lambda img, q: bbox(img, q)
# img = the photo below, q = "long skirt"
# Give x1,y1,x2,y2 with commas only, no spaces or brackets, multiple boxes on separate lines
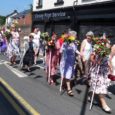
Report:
23,49,34,66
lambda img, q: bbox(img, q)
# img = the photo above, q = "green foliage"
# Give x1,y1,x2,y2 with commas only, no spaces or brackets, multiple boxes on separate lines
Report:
4,31,12,41
0,16,6,26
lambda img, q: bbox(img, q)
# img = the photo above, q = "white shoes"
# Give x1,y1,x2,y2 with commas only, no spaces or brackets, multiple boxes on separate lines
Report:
102,105,111,113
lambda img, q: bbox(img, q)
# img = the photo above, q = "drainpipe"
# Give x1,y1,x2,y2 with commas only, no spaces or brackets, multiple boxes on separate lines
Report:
72,0,78,29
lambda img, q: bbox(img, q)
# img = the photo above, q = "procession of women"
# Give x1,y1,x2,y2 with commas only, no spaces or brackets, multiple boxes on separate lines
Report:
0,24,115,114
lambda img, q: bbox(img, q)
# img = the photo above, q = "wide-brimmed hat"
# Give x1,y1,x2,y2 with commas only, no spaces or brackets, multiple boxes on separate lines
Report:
23,36,29,40
86,31,94,37
29,33,35,38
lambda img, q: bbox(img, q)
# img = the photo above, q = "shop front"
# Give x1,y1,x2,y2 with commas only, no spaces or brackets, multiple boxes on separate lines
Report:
32,1,115,43
32,7,74,36
75,1,115,43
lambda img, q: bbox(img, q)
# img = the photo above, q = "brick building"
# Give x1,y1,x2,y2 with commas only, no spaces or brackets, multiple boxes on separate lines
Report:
13,9,32,39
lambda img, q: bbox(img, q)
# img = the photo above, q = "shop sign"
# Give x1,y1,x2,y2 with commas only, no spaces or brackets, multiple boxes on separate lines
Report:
33,11,70,21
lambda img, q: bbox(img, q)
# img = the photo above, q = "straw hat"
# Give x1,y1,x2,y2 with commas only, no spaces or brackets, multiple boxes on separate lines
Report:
23,36,29,41
29,33,35,38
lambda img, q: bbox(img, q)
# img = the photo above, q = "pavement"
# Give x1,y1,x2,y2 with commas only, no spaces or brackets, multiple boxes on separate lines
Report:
0,54,115,115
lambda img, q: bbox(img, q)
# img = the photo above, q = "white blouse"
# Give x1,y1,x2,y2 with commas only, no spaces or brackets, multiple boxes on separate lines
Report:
111,55,115,75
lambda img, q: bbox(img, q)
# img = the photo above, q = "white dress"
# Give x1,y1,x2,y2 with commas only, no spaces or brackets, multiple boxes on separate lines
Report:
111,55,115,76
33,32,40,49
82,39,92,61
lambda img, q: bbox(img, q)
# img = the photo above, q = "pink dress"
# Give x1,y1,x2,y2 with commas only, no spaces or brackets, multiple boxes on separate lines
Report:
46,41,60,76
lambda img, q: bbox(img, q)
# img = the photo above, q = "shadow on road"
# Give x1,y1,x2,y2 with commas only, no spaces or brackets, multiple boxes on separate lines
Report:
34,75,43,79
108,84,115,95
79,86,89,115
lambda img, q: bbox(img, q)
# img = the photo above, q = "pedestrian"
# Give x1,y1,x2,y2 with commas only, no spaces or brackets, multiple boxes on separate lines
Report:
46,32,59,85
7,25,20,65
80,31,94,77
57,32,68,64
89,37,111,113
108,44,115,81
60,31,81,96
22,33,35,71
0,34,7,54
11,24,20,48
33,28,41,65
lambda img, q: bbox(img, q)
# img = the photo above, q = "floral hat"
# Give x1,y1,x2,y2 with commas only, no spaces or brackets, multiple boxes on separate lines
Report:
68,36,76,41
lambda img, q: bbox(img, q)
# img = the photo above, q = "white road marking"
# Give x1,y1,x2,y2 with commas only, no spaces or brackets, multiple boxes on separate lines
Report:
4,63,28,78
0,59,7,65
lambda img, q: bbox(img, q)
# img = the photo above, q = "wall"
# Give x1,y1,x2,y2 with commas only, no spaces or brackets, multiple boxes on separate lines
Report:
33,0,112,12
18,13,32,27
17,13,32,47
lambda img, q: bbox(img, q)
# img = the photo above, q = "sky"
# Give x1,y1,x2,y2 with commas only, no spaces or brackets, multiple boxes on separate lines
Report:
0,0,33,16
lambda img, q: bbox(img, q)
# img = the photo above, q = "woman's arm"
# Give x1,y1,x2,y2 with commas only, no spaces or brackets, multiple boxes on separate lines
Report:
80,39,86,54
90,53,96,64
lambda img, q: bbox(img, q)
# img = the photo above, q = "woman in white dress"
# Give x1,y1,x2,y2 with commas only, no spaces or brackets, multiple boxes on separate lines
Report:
7,26,20,65
108,44,115,80
80,31,93,77
33,28,40,64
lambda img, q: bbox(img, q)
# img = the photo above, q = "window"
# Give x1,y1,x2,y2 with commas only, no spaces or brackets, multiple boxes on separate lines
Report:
54,0,64,6
36,0,42,8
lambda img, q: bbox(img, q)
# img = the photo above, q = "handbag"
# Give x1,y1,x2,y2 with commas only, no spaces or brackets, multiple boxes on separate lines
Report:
108,74,115,81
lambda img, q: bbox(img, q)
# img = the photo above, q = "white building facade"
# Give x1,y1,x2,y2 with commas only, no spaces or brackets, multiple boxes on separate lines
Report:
5,10,18,27
33,0,112,11
32,0,115,43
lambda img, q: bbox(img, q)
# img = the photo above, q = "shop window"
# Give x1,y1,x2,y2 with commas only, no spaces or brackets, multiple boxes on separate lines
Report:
36,0,42,8
54,0,64,6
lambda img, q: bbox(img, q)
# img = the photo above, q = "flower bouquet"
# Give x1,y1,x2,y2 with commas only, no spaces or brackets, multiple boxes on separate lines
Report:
40,32,49,41
93,38,111,57
3,30,12,42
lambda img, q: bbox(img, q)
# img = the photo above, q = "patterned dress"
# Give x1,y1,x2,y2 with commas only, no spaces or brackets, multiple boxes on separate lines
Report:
7,39,20,59
60,42,77,80
89,56,110,94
